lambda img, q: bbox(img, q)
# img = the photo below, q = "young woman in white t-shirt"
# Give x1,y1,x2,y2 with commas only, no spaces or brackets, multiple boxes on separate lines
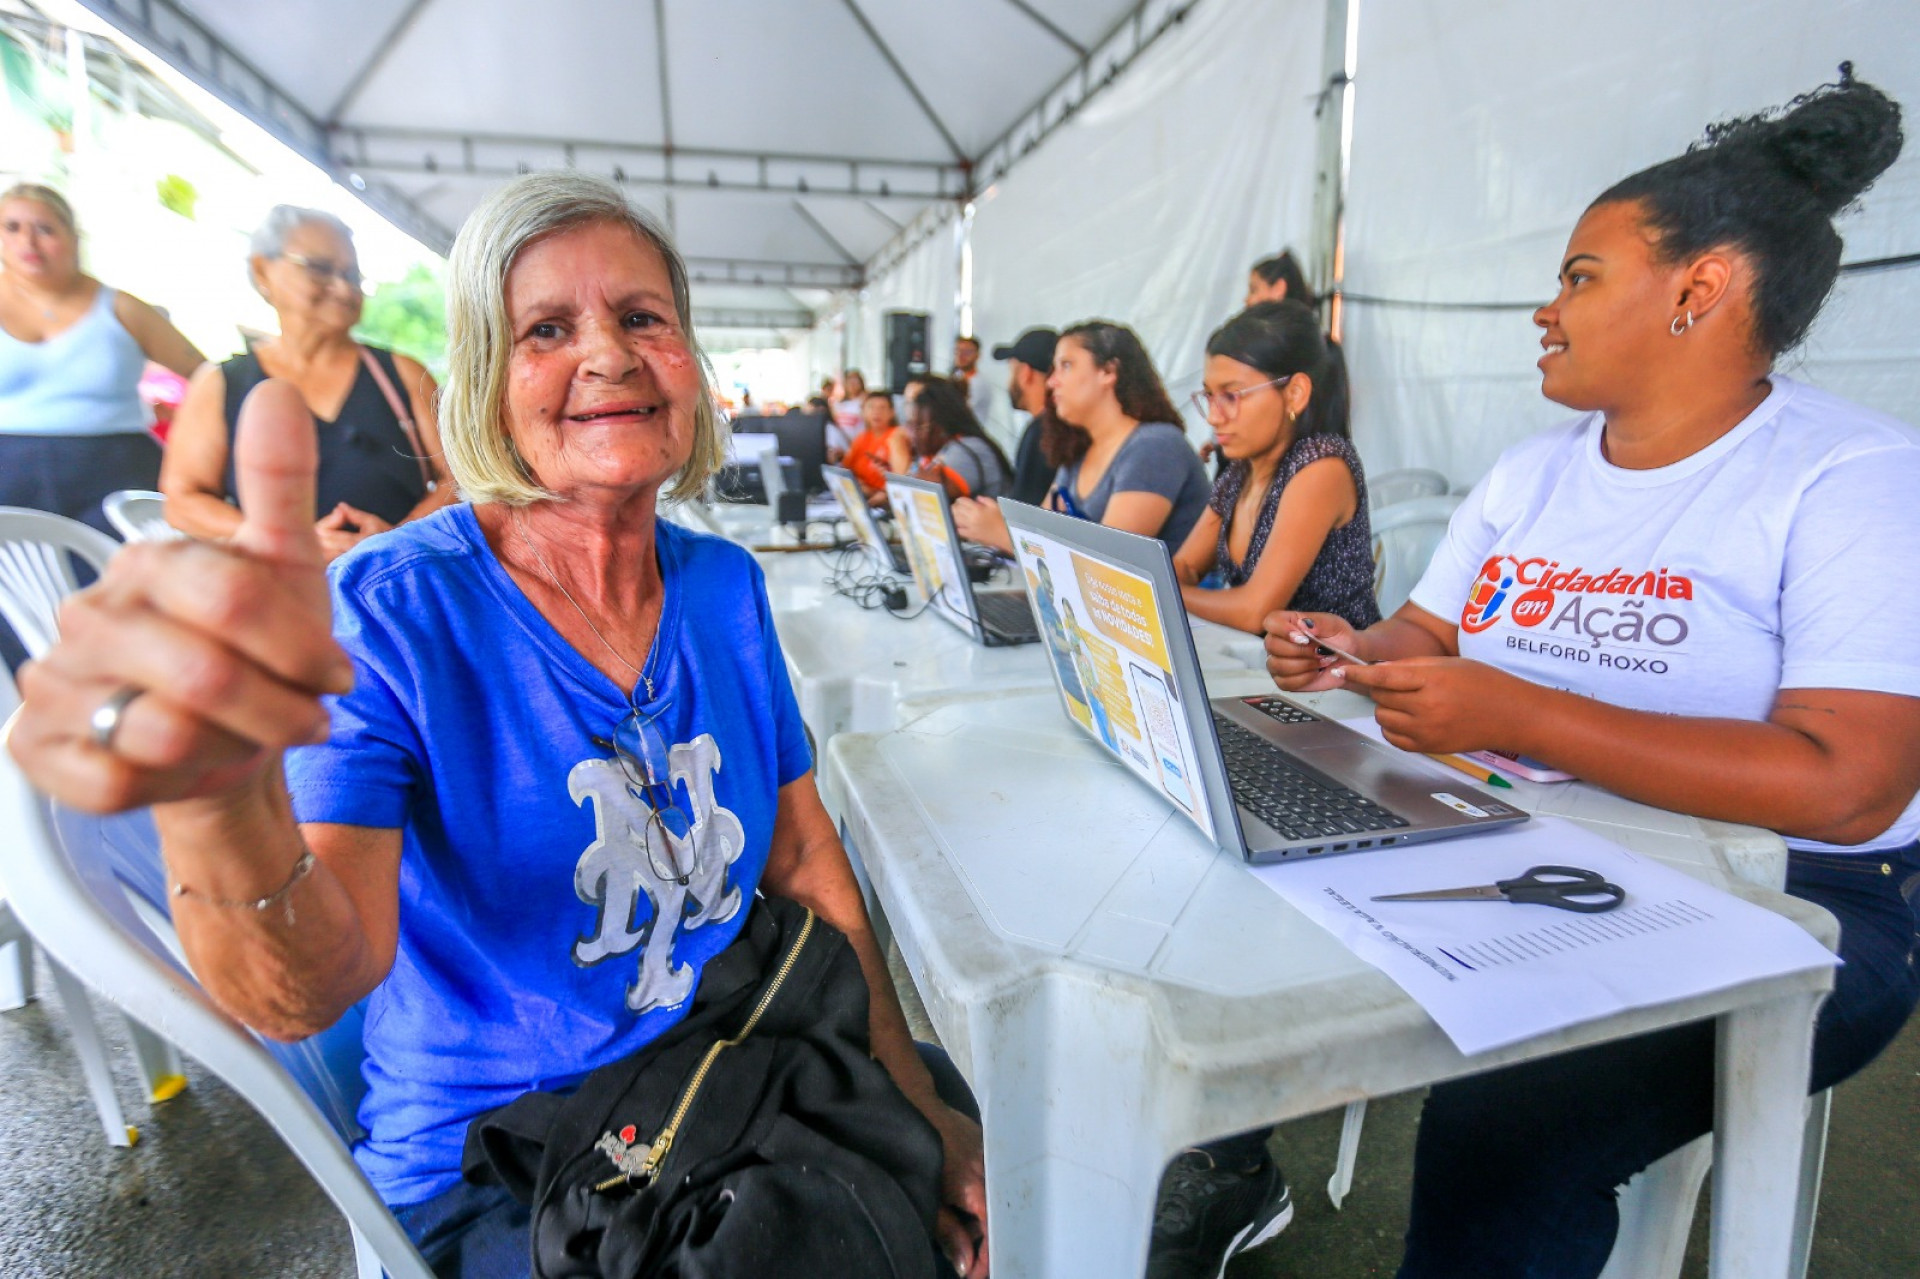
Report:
1266,67,1918,1278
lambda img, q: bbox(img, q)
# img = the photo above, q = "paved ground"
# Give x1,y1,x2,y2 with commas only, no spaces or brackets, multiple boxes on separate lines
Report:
0,944,1912,1277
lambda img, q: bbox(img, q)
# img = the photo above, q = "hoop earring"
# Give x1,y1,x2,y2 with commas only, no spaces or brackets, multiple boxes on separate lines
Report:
1669,310,1694,337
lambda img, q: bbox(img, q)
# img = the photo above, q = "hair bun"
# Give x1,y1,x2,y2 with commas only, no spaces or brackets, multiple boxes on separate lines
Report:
1706,63,1904,216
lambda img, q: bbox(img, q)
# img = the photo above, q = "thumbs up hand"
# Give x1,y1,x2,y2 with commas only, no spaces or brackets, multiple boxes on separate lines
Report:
7,380,355,812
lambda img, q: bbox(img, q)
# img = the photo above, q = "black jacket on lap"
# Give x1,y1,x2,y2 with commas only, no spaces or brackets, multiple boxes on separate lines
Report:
461,894,945,1279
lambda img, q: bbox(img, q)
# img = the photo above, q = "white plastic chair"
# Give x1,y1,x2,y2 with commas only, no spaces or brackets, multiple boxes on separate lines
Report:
1370,494,1465,617
1367,467,1450,511
0,754,433,1278
0,506,123,658
0,507,187,1147
1596,1091,1830,1279
1323,1089,1828,1277
102,489,187,543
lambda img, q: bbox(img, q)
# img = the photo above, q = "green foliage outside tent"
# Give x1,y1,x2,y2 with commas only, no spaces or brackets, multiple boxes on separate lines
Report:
156,174,197,219
355,261,448,377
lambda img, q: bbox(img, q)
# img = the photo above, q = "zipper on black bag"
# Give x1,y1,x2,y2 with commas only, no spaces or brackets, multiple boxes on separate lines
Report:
592,908,817,1194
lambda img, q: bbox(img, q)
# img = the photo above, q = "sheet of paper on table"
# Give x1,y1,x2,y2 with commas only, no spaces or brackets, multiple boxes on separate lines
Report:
1250,812,1838,1056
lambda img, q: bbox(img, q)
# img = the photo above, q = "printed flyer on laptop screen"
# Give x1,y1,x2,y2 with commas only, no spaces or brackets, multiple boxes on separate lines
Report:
893,483,972,626
827,469,884,559
1011,530,1216,842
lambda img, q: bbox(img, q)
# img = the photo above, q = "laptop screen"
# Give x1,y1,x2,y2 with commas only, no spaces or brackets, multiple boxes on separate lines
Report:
823,466,891,568
1004,505,1221,843
885,476,979,639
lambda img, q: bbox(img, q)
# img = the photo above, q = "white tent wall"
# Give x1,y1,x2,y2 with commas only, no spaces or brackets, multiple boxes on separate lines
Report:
810,216,964,406
968,0,1324,442
784,324,834,404
1343,0,1920,488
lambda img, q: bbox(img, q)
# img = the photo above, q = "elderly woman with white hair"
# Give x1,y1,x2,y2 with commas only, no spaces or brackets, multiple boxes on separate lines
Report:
162,204,454,559
9,173,989,1277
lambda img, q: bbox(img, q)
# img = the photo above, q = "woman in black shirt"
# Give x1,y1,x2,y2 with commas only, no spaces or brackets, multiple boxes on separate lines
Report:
163,206,451,559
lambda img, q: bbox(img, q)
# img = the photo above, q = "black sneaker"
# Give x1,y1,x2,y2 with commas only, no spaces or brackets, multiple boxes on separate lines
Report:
1146,1148,1294,1279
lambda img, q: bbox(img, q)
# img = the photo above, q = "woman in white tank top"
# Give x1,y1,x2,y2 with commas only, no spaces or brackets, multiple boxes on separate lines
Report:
0,183,204,531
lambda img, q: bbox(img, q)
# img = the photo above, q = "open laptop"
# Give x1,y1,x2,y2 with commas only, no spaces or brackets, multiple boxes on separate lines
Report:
884,474,1039,647
1001,500,1526,863
822,465,910,574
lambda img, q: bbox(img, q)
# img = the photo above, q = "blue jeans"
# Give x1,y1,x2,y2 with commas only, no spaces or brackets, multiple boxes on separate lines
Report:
1396,842,1920,1279
396,1042,978,1279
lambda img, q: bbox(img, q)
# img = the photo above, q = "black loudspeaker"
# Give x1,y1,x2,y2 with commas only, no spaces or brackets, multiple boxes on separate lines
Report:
884,311,930,393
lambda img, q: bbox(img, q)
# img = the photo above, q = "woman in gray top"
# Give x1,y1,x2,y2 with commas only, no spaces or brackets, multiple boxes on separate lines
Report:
954,320,1208,550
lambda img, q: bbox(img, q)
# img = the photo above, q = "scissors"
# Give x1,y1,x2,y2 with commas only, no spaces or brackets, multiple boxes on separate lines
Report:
1371,865,1626,914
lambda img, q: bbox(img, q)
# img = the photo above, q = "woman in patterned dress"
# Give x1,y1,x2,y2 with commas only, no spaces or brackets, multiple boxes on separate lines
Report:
1173,300,1380,635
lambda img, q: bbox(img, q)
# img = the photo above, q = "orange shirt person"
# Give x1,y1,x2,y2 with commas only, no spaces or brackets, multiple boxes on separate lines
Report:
843,389,903,493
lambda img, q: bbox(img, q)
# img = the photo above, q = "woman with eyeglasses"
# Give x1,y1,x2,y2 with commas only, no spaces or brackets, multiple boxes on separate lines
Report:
0,182,206,532
162,205,453,560
1171,301,1379,636
1138,302,1379,1276
9,173,988,1278
952,319,1209,551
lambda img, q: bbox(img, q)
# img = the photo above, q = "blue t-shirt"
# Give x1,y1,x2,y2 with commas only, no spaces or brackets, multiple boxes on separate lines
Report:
285,504,812,1204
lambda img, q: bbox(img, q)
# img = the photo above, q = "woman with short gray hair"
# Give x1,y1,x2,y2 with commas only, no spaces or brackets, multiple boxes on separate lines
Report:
162,203,454,558
8,171,987,1278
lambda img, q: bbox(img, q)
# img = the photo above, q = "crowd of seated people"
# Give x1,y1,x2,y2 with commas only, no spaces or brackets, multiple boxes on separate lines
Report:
3,62,1916,1279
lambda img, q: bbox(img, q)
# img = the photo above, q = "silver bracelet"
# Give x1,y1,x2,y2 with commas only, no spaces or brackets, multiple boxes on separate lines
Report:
170,851,316,926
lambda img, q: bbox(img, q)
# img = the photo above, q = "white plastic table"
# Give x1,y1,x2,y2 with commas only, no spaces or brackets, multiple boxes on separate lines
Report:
823,677,1836,1279
681,499,1274,741
771,599,1265,745
677,498,841,550
749,545,844,613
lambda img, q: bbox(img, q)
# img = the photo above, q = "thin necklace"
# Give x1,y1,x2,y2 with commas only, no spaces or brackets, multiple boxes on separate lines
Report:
514,510,656,704
517,510,693,886
1,275,57,320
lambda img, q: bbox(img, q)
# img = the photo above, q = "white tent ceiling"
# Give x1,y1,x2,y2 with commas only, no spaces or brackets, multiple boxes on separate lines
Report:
74,0,1159,329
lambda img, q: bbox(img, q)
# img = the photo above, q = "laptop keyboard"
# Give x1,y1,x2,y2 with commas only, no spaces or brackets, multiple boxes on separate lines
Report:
976,590,1036,637
1239,695,1320,725
1212,714,1411,842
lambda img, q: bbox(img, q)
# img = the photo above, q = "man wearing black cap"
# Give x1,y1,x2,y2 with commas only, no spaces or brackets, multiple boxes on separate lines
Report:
992,327,1058,507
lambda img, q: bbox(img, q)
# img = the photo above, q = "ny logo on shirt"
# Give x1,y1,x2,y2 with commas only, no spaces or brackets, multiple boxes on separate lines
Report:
568,733,746,1013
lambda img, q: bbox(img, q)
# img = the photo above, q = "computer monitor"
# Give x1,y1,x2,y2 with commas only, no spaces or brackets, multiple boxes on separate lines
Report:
765,412,830,494
728,414,828,495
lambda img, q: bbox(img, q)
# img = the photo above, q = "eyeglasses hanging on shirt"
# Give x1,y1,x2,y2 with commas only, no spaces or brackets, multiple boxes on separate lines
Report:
592,706,698,886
